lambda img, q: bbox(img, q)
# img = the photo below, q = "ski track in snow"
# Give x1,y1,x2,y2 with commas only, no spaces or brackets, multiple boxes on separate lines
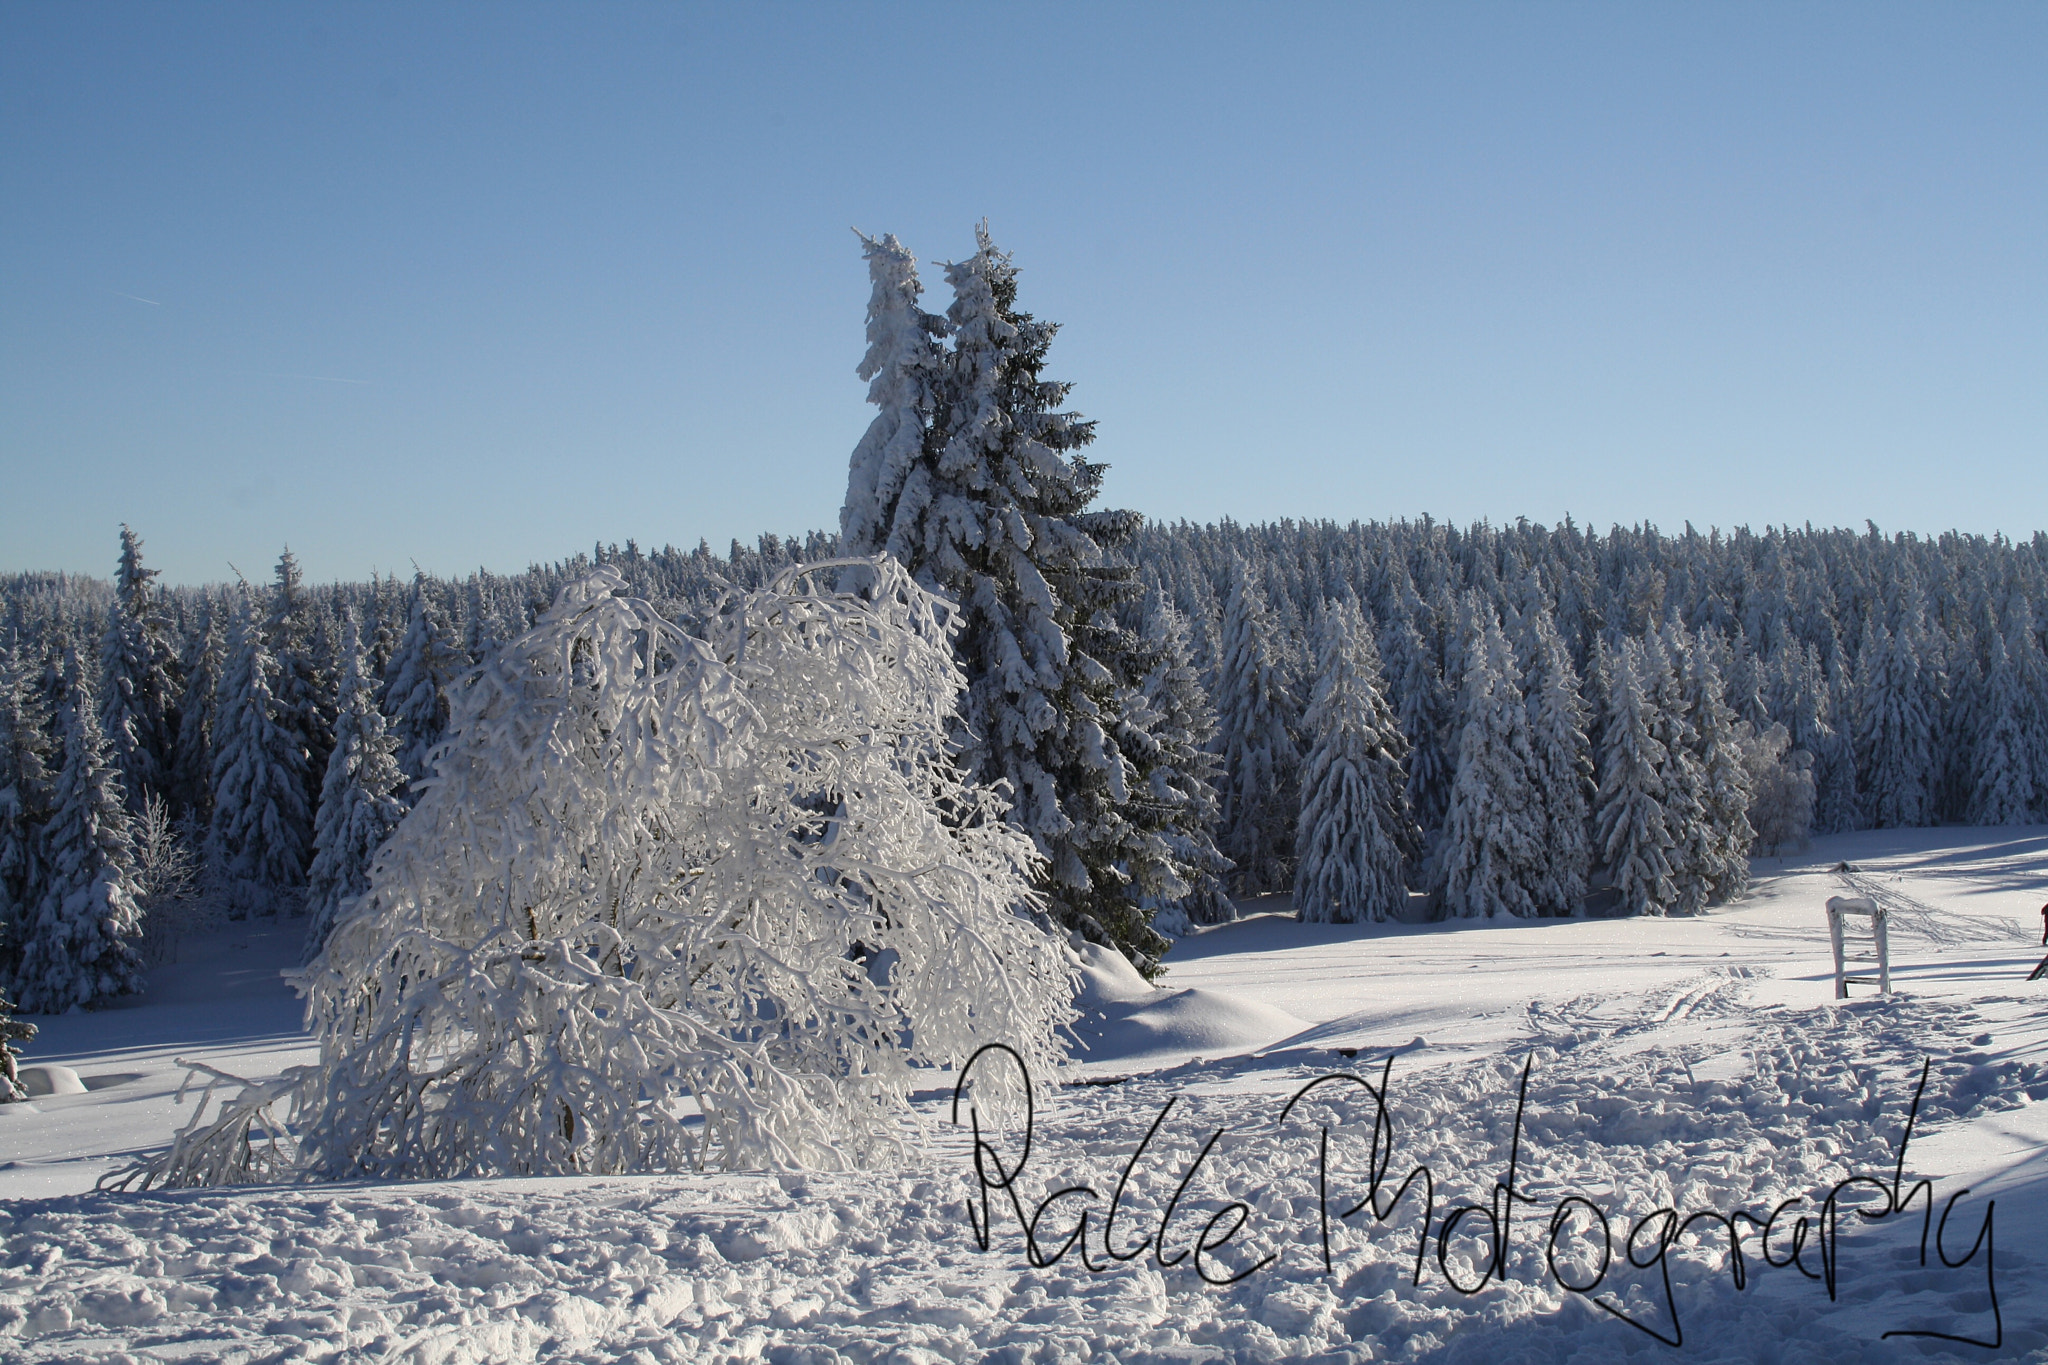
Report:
4,828,2048,1363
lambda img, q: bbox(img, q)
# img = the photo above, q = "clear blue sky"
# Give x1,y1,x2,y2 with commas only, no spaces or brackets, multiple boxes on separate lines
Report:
4,3,2043,586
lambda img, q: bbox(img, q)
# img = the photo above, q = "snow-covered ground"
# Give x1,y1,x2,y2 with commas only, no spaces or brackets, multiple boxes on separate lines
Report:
4,826,2047,1363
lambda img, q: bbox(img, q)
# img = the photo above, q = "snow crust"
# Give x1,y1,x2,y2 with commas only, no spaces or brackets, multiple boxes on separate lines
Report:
4,827,2047,1363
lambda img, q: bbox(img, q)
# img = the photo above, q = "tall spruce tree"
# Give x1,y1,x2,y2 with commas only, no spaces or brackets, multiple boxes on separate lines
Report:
2005,597,2048,819
208,596,313,906
1381,612,1455,841
1522,610,1593,915
1214,558,1300,894
1293,599,1419,922
98,526,182,813
1435,608,1547,918
1970,630,2036,824
266,548,333,821
172,603,224,820
835,225,1170,970
840,231,946,561
1645,628,1713,914
382,578,453,793
1594,640,1680,916
1136,598,1236,926
0,639,57,989
1853,618,1934,829
1680,634,1756,903
13,654,145,1012
303,613,408,963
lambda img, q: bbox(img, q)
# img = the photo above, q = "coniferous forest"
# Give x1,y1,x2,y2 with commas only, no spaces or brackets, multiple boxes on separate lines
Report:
2,228,2045,1026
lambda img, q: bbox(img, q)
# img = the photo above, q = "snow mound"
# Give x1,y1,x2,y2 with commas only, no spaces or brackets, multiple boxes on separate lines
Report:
1067,942,1309,1063
1069,938,1158,1008
1075,986,1310,1062
14,1066,85,1097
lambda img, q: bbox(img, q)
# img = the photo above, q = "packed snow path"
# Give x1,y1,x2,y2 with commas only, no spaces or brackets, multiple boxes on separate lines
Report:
3,827,2046,1362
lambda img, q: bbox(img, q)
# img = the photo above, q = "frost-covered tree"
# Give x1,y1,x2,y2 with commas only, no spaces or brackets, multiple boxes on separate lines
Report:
266,548,333,818
1644,629,1712,914
1853,617,1936,829
1680,635,1756,903
98,526,181,813
0,981,32,1100
1214,559,1300,893
2004,597,2048,819
839,231,946,560
382,577,454,792
136,562,1071,1186
1435,609,1547,918
302,613,408,964
171,603,224,820
1381,612,1454,840
1293,599,1418,922
1970,630,2036,825
1767,640,1856,836
1522,611,1593,915
460,579,504,667
0,640,57,988
208,597,312,906
1594,640,1679,917
1134,598,1236,927
12,657,145,1012
1743,723,1815,856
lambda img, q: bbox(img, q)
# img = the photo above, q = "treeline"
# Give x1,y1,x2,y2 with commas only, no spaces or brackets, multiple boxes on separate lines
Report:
2,511,2042,1013
1128,516,2048,919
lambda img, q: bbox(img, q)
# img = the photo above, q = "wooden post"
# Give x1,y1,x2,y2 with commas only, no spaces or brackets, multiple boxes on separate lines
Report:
1828,902,1849,999
1824,895,1890,998
1874,910,1891,994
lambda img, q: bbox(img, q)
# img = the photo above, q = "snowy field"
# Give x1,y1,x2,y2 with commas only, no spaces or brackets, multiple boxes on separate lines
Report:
4,826,2047,1363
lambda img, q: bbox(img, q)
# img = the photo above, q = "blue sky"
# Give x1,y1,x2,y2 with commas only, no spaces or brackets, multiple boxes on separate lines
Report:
3,3,2043,586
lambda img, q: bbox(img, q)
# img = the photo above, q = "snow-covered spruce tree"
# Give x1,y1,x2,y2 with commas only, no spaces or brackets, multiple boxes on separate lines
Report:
1214,558,1301,894
1817,662,1862,834
382,576,454,794
1644,628,1713,915
12,655,145,1012
1680,635,1756,903
839,231,947,562
460,578,504,667
301,612,408,964
1522,610,1593,916
98,526,182,813
1970,629,2036,825
0,979,32,1100
1293,599,1419,922
836,225,1170,972
0,639,57,988
1434,608,1547,918
1593,640,1680,917
1382,612,1455,843
2003,597,2048,820
1743,723,1815,856
171,601,224,820
265,548,334,820
1133,597,1235,928
1853,618,1935,830
207,595,312,909
136,561,1068,1185
1766,640,1856,836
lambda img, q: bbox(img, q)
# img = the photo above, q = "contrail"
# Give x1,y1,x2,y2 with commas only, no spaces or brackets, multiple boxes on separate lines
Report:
104,289,162,306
